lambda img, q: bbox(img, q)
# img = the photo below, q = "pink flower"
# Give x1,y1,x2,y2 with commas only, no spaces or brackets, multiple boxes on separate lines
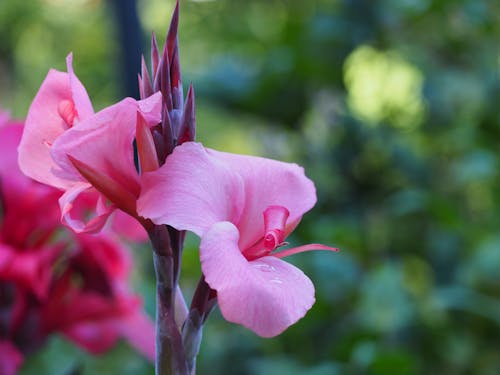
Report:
138,142,337,337
1,114,155,370
17,54,162,233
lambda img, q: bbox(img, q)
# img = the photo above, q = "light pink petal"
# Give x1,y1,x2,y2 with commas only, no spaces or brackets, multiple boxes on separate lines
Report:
0,341,23,375
51,93,162,196
207,149,317,250
200,221,315,337
18,69,76,189
138,142,244,236
59,183,115,233
17,56,94,191
66,53,94,121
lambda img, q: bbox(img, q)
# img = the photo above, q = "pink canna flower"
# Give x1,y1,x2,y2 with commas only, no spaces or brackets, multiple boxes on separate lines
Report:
1,113,155,371
138,142,337,337
17,54,162,233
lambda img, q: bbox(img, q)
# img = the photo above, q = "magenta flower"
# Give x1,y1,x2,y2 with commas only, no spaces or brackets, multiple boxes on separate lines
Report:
138,142,337,337
17,54,162,233
0,341,23,375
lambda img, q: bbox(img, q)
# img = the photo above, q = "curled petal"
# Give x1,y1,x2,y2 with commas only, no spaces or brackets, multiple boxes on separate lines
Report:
138,142,244,236
59,183,115,233
200,221,315,337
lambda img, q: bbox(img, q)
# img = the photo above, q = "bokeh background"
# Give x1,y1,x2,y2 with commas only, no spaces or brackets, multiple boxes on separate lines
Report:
1,0,500,374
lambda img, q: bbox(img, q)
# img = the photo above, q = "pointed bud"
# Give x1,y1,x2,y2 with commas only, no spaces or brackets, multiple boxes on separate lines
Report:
68,155,137,216
136,112,160,173
152,55,162,93
177,83,196,145
138,74,145,99
140,55,153,99
151,32,160,78
162,105,174,157
167,0,180,62
166,0,182,109
160,46,173,111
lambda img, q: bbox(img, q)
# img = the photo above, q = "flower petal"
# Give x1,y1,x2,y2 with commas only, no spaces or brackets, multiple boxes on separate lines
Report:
111,211,148,242
18,55,93,190
66,53,94,121
200,221,315,337
59,183,115,233
51,93,162,196
138,142,244,236
206,149,317,250
18,69,76,189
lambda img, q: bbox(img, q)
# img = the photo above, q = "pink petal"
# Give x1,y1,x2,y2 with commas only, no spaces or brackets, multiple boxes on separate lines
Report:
207,149,317,250
111,211,148,242
200,221,315,337
66,53,94,121
18,56,93,189
59,183,115,233
51,93,162,196
138,142,244,236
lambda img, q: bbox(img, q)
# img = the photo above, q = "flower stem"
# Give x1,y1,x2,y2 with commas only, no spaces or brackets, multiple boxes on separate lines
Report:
148,225,189,375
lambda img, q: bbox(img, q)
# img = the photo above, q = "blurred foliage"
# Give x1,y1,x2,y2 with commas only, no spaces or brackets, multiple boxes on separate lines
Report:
1,0,500,374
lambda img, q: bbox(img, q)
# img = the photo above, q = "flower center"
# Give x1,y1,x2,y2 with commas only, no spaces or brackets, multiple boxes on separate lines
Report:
263,205,289,251
58,100,78,128
243,205,290,260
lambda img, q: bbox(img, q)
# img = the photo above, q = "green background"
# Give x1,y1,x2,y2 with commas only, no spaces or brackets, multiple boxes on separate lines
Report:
1,0,500,374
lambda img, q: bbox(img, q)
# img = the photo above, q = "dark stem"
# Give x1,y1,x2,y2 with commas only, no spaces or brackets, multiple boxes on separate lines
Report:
148,225,189,375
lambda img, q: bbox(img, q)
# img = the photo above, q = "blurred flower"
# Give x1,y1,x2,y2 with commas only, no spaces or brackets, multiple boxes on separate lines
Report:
138,142,337,337
17,54,162,233
0,112,154,373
